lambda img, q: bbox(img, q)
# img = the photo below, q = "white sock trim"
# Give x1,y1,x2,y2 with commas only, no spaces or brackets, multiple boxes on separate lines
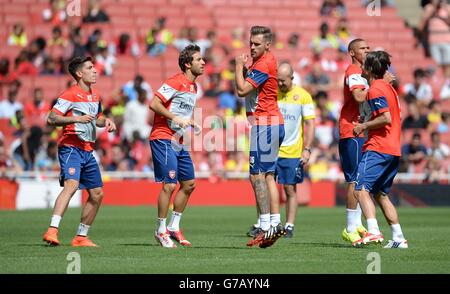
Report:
50,215,62,228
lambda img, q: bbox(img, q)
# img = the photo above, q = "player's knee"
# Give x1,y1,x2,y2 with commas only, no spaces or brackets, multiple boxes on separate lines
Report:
183,182,195,195
163,183,177,194
63,180,79,195
90,189,104,203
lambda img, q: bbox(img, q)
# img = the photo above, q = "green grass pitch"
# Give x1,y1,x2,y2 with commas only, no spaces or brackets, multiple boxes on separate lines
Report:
1,206,450,274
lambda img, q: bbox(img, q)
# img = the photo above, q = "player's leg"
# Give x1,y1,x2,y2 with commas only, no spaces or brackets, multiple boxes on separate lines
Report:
150,139,177,248
339,138,366,242
257,125,287,248
71,150,104,247
284,184,297,238
353,151,386,246
43,147,81,246
375,156,407,248
167,146,195,246
247,125,271,245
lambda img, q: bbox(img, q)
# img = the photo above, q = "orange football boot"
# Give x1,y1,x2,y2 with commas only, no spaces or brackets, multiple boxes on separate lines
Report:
43,227,60,246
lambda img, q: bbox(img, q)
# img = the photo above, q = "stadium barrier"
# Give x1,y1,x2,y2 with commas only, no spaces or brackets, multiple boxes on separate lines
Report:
1,172,449,210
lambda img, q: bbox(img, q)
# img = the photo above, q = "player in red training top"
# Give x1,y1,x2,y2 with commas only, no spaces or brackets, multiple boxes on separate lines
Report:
149,44,203,248
235,26,286,248
352,51,408,249
42,56,116,247
339,38,370,244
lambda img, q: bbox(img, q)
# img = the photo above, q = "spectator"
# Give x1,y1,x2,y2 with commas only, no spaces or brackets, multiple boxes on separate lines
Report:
123,88,151,142
427,100,442,124
42,0,67,25
425,131,449,182
320,0,347,18
335,18,353,51
440,78,450,100
112,33,140,56
218,82,238,112
95,46,116,76
83,0,110,23
437,112,449,133
402,102,430,129
122,74,153,101
7,23,28,47
41,57,58,75
0,81,23,119
14,50,38,76
146,17,174,56
310,22,339,52
48,26,67,48
23,88,51,126
204,73,223,97
28,38,48,71
35,140,59,171
12,125,43,171
106,144,133,171
85,29,107,56
400,132,428,172
0,141,12,177
304,63,331,96
0,58,18,87
287,33,300,49
418,0,450,80
66,26,87,60
403,68,433,106
231,27,245,49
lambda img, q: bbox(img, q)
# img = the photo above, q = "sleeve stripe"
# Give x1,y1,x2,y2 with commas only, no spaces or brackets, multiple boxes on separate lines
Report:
247,69,269,87
155,91,168,102
368,96,388,114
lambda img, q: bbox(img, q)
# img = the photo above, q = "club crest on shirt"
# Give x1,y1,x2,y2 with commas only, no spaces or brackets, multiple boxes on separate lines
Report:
169,170,176,179
190,85,195,92
68,167,76,175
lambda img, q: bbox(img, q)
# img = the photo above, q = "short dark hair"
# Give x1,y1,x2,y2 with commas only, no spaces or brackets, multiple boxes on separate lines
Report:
363,51,391,79
413,68,426,78
250,26,272,42
348,38,365,52
178,44,201,72
68,56,93,81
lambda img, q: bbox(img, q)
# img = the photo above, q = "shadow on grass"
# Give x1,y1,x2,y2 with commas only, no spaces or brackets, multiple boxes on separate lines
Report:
292,242,370,249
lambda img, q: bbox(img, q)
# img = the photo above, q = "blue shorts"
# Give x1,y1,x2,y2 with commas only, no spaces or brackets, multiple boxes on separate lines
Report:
150,139,195,183
339,137,365,183
249,125,285,174
58,146,103,190
276,157,304,185
355,151,400,195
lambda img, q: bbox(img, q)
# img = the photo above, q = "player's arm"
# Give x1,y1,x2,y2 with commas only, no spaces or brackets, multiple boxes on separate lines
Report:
235,53,255,97
47,110,94,126
353,111,391,136
301,118,315,165
149,94,191,128
96,116,116,132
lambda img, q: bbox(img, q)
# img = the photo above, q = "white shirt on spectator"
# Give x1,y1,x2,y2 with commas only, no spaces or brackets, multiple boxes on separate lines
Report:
0,100,23,119
403,83,433,103
123,100,150,142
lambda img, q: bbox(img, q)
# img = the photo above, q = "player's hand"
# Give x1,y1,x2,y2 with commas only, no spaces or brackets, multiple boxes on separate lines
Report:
353,122,366,136
383,71,396,84
235,53,248,67
173,116,190,128
105,118,116,133
77,114,95,123
300,150,311,166
190,120,202,135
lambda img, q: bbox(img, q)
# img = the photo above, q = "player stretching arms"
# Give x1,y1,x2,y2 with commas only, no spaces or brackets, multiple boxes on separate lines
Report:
235,26,286,248
149,45,203,248
43,56,116,247
352,51,408,248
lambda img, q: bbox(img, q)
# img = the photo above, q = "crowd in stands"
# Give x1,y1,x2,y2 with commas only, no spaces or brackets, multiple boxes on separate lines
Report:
0,0,449,183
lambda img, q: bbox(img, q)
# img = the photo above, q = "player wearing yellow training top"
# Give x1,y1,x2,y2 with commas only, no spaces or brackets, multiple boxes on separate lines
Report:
247,62,315,239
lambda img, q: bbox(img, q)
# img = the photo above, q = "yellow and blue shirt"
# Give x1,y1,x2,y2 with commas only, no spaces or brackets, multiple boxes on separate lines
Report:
278,86,315,158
